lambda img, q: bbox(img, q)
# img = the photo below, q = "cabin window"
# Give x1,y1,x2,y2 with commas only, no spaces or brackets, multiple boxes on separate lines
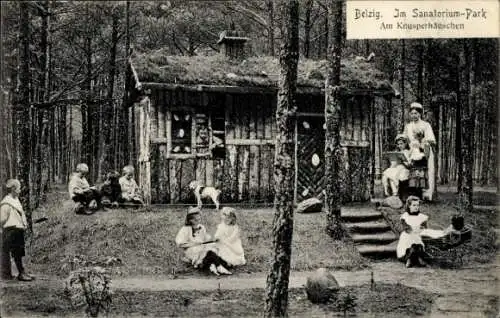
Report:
168,109,225,159
210,107,226,159
170,111,192,154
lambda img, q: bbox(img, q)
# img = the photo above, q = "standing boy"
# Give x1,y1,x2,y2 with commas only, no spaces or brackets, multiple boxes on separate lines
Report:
1,179,34,281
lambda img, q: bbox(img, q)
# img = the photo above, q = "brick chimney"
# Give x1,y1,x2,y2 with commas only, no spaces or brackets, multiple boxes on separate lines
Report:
217,30,249,60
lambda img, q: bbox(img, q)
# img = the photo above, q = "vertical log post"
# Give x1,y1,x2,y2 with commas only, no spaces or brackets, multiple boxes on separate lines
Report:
138,95,151,205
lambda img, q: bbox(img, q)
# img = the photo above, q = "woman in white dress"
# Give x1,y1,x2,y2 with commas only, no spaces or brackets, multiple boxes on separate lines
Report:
397,196,429,268
403,102,437,200
175,207,232,275
214,207,246,267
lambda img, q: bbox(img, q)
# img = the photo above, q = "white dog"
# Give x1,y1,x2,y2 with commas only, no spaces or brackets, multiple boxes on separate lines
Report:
188,181,221,210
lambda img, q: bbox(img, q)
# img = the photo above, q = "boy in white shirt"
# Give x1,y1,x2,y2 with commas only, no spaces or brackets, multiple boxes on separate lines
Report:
1,179,34,281
68,163,102,214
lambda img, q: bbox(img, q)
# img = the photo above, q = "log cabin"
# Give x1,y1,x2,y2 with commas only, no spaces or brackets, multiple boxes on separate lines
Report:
126,31,396,205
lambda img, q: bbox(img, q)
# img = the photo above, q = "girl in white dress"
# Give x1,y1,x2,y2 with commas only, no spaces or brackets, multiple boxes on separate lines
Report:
397,196,429,268
175,207,232,275
382,134,411,197
214,207,246,267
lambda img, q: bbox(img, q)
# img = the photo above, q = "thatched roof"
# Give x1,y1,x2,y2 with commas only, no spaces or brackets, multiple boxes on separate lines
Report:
129,49,394,94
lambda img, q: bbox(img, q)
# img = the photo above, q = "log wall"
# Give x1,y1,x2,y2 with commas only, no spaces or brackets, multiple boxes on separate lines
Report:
141,88,377,204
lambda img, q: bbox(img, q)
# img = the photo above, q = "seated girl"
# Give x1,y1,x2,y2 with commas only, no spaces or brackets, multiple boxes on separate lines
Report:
214,207,246,267
175,207,232,275
68,163,102,214
382,134,411,197
118,165,143,206
396,196,429,268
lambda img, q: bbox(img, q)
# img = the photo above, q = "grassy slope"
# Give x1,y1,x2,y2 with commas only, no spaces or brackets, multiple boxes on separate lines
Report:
26,188,367,277
25,186,498,276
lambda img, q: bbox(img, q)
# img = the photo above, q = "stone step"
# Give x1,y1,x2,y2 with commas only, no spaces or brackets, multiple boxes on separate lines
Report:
351,231,397,244
357,242,398,257
341,209,383,222
345,221,391,234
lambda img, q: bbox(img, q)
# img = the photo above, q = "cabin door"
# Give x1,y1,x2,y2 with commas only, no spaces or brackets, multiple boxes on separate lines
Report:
295,116,325,203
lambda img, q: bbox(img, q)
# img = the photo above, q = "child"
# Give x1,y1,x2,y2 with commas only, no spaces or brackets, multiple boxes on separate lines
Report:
382,134,411,197
118,165,143,206
409,129,428,166
68,163,102,214
1,179,34,281
100,171,121,207
214,207,246,267
175,207,231,275
396,196,429,268
420,215,465,238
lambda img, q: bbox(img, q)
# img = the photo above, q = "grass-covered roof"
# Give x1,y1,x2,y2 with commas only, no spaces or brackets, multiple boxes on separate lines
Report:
130,49,393,92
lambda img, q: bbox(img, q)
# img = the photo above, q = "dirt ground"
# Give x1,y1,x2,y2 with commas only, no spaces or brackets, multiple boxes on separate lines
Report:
1,260,498,317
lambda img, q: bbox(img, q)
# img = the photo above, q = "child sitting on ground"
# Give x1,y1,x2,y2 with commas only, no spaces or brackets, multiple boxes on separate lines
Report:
1,179,34,281
100,171,121,208
68,163,102,214
175,207,232,275
214,207,246,267
118,165,143,206
397,196,429,268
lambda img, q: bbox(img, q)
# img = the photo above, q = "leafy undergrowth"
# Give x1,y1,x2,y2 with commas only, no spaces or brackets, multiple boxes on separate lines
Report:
1,283,435,317
25,187,367,278
382,189,498,266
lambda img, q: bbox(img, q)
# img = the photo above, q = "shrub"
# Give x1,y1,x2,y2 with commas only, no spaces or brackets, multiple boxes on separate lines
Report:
64,266,112,317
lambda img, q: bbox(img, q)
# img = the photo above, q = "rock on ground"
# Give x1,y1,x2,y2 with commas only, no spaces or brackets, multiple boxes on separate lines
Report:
305,268,340,304
296,198,323,213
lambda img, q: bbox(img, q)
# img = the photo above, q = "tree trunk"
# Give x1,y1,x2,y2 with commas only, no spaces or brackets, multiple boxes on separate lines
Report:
424,40,439,198
325,0,344,239
457,40,474,213
267,0,275,57
83,3,93,175
120,0,131,168
16,1,32,231
323,8,328,59
480,105,491,185
303,0,313,58
416,40,424,102
264,1,299,317
398,39,406,132
455,48,462,192
98,10,119,180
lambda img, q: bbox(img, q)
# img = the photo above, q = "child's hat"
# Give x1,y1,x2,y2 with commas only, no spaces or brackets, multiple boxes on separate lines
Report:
395,134,408,143
187,207,201,215
406,195,421,205
410,102,423,110
221,207,235,215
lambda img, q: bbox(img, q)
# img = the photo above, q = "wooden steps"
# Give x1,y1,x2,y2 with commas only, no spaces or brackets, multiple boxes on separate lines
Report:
341,208,397,258
341,209,383,222
351,231,397,244
345,221,391,233
357,241,398,256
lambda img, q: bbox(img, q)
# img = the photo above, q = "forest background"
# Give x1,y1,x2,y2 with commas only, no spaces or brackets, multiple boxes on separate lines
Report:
0,0,497,219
